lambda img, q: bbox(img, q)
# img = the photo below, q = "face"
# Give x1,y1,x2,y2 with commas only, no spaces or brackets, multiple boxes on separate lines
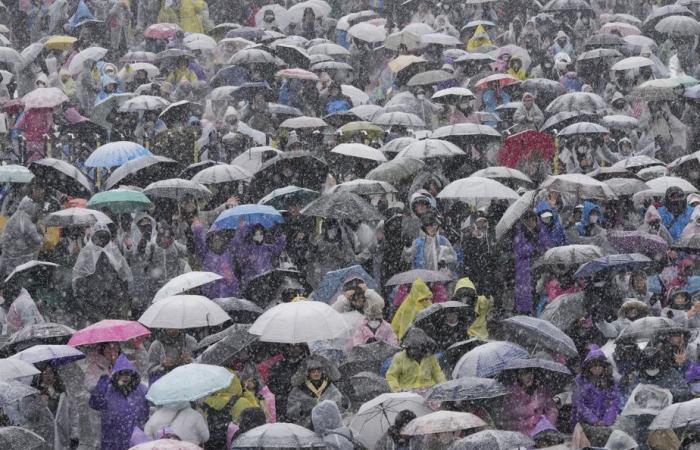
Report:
590,363,604,377
92,231,110,248
414,201,429,215
157,231,174,248
41,367,56,385
518,370,534,387
425,224,438,236
523,96,533,107
308,368,322,381
669,334,685,347
137,219,152,235
117,373,132,386
165,329,181,338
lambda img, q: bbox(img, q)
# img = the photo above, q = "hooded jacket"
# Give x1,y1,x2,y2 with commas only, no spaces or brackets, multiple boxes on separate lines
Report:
535,200,567,248
311,400,354,450
571,347,620,427
391,279,433,340
575,201,604,237
385,345,445,392
286,357,345,428
0,197,43,275
232,223,286,291
89,355,149,450
639,205,673,244
454,278,491,339
658,187,695,241
681,205,700,238
144,402,209,445
192,221,240,298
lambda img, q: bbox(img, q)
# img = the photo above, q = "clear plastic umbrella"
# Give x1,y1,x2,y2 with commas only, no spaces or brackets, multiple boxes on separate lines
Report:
0,427,45,450
374,111,426,128
655,15,700,36
44,208,111,228
22,87,69,109
396,139,464,159
403,411,486,436
437,177,519,204
452,341,529,378
118,95,170,112
348,22,386,43
426,377,509,402
327,179,397,196
232,423,324,448
191,164,253,184
67,46,108,75
138,295,230,329
0,358,40,380
143,178,212,201
540,174,616,200
153,272,224,301
501,315,578,357
330,143,387,162
146,363,234,405
649,398,700,429
646,176,698,193
450,430,534,450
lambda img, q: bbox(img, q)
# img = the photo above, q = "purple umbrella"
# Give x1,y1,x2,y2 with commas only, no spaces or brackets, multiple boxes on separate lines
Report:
608,231,668,260
11,345,85,367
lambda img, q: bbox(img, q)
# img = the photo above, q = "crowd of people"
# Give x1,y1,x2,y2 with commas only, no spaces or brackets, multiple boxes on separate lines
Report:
1,0,700,449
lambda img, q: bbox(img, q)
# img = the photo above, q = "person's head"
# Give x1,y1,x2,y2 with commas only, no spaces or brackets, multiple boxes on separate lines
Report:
390,410,417,441
421,213,440,236
621,299,649,320
156,223,175,248
165,328,181,338
509,57,522,71
665,186,687,215
517,368,535,387
284,343,308,361
308,366,323,381
39,365,59,387
136,216,152,235
28,182,45,204
92,229,111,247
97,342,121,364
251,224,265,245
118,213,132,232
629,270,647,292
303,7,315,22
263,9,276,24
238,408,267,435
670,290,692,310
522,92,534,108
412,198,431,216
522,210,538,231
539,210,554,227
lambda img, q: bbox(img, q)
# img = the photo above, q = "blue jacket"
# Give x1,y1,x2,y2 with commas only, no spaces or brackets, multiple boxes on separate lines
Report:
658,205,694,241
413,234,450,269
575,201,603,237
535,200,567,248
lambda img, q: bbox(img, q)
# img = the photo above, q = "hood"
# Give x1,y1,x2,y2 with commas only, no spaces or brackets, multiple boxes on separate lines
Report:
16,197,38,219
664,186,686,208
409,278,433,303
645,204,661,223
619,299,650,317
291,355,341,386
582,345,609,368
605,429,638,450
580,201,602,226
617,137,632,150
530,415,558,437
472,24,491,41
555,30,569,41
312,400,345,435
110,354,140,383
535,200,558,217
91,219,112,239
612,91,625,104
454,277,475,293
690,205,700,222
101,74,118,89
409,189,436,210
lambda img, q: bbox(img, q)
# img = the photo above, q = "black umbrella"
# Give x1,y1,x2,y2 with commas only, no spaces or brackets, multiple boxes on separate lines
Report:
450,430,534,450
616,317,674,343
444,338,488,366
324,111,363,128
301,191,382,221
211,297,264,324
249,151,328,198
501,315,578,357
29,158,92,197
426,376,509,402
179,160,219,180
338,341,400,378
540,111,599,132
520,78,567,109
348,371,390,403
414,301,472,335
198,324,259,365
103,155,181,190
584,33,626,49
495,358,572,392
244,268,311,308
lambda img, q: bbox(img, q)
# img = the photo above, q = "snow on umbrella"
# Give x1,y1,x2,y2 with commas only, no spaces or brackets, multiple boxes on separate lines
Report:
541,174,616,200
330,143,387,162
501,316,578,357
0,47,23,67
558,121,609,136
601,21,642,36
258,186,319,210
438,177,519,205
255,4,291,30
585,32,626,48
85,141,151,168
431,123,502,140
474,73,520,89
426,377,509,403
119,95,170,112
153,272,225,302
617,317,674,343
646,175,698,193
471,167,533,186
5,322,75,350
397,139,464,159
144,22,181,39
336,120,383,136
191,164,253,184
0,380,38,406
93,92,136,128
183,33,217,51
611,56,654,71
366,157,425,184
67,46,108,75
144,178,212,201
280,116,327,129
452,341,528,379
543,0,593,12
350,392,432,450
534,244,604,269
576,47,623,62
11,344,85,366
621,384,673,417
328,179,397,196
310,60,354,72
608,230,668,259
44,208,110,228
574,253,653,278
301,191,382,221
307,42,350,57
629,79,679,102
341,84,369,106
380,136,417,154
374,111,426,128
22,87,69,109
407,69,454,87
545,92,606,114
348,21,386,43
601,114,640,130
541,292,585,330
384,30,421,51
120,51,157,63
68,320,150,346
540,110,598,132
130,439,202,450
495,190,537,240
604,178,650,197
386,269,453,287
655,14,700,35
211,204,284,232
288,0,331,21
147,363,234,406
649,398,700,429
0,427,45,450
139,295,229,329
588,166,636,180
249,300,350,343
403,411,486,436
231,146,282,174
431,87,475,104
0,165,33,183
229,48,278,66
0,358,40,380
420,33,462,46
275,68,318,81
87,190,152,214
450,430,534,450
198,325,258,365
232,423,323,448
103,155,180,190
611,155,664,171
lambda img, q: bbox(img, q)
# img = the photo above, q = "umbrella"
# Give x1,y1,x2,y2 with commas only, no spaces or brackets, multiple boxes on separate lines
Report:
0,165,34,183
558,122,609,136
577,48,624,63
211,204,284,232
0,380,39,406
601,115,640,130
431,87,475,104
604,178,650,197
350,392,432,450
574,253,653,278
341,84,369,106
629,80,679,102
85,141,151,168
210,298,263,321
119,95,170,112
0,427,45,450
153,272,224,302
431,124,502,140
541,111,599,132
437,177,519,205
3,261,58,288
249,151,328,197
374,111,426,128
313,265,379,304
672,234,700,252
279,116,327,130
495,190,537,240
452,341,529,379
327,179,397,196
336,121,383,136
44,35,77,51
585,33,626,49
103,155,180,190
396,139,465,159
608,231,668,259
11,345,85,366
474,73,520,89
232,423,323,448
387,55,427,74
501,316,578,357
258,186,319,210
339,342,400,377
275,68,318,81
403,411,486,436
366,157,425,185
380,137,418,154
130,440,202,450
229,48,278,66
301,191,382,221
496,357,571,381
496,130,555,168
646,176,698,193
191,164,253,184
621,384,674,417
143,178,211,201
68,320,150,346
249,300,349,343
0,47,23,67
545,92,606,114
159,100,201,122
543,0,593,12
649,398,700,430
183,33,217,51
120,51,157,63
198,325,259,365
540,174,616,200
244,268,312,308
611,56,654,71
255,4,291,30
348,22,386,43
0,358,40,380
67,46,108,75
144,22,181,39
535,244,604,269
147,363,234,406
611,155,664,171
87,190,151,213
92,92,136,128
231,146,282,174
617,317,674,343
471,167,533,187
407,69,454,87
307,43,349,57
330,143,387,163
426,377,509,402
450,430,535,450
414,301,472,335
138,295,230,329
348,372,391,403
655,15,700,35
43,208,110,228
22,87,69,110
385,30,422,51
540,292,586,330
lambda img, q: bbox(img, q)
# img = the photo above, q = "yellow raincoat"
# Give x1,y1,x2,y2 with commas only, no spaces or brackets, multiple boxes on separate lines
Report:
157,5,179,24
391,278,433,340
231,390,260,421
454,277,492,339
203,369,242,416
467,25,493,52
506,57,527,80
385,350,446,392
179,0,206,33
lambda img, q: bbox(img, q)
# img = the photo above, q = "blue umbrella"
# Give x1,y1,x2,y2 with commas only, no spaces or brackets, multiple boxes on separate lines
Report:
211,204,284,232
452,341,528,379
146,363,234,405
85,141,151,168
313,265,379,304
574,253,653,278
11,344,85,366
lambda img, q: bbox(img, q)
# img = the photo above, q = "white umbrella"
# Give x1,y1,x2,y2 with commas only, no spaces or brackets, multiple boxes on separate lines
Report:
437,177,520,204
431,123,502,139
249,301,350,343
208,86,239,101
255,4,291,31
288,0,331,22
420,33,462,46
144,178,212,201
327,179,397,196
432,87,475,102
231,146,282,174
403,411,487,436
396,139,465,159
232,423,323,448
611,155,664,170
402,22,434,35
0,46,22,67
610,56,654,71
191,164,253,184
350,104,384,121
123,62,160,79
381,136,418,154
183,33,217,50
44,208,112,228
374,112,426,128
471,167,533,184
350,392,433,450
22,87,69,109
0,358,40,380
307,42,351,57
540,174,616,200
153,272,225,302
336,10,379,31
330,143,387,162
119,95,170,112
280,116,327,129
341,84,369,106
20,43,43,69
139,295,230,329
67,46,108,75
384,30,422,51
348,22,387,43
646,176,698,193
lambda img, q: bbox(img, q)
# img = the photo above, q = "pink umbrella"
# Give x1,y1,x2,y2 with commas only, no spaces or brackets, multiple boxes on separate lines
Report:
68,320,151,346
474,73,520,89
600,21,641,36
22,87,69,110
144,23,182,40
129,439,202,450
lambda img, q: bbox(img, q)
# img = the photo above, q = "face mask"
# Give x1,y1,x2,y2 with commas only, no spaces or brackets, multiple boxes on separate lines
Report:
589,214,599,224
417,93,425,99
368,319,381,328
645,368,660,376
459,103,471,110
253,232,264,243
541,216,552,224
593,281,606,288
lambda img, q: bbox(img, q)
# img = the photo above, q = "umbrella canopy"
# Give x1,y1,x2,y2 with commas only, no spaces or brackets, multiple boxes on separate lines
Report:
431,124,502,140
452,341,529,379
307,43,349,57
474,73,520,89
327,179,397,196
431,87,475,104
0,358,40,380
655,15,700,35
348,21,386,43
366,157,425,185
608,231,668,259
0,427,45,450
0,380,39,406
85,141,151,168
143,178,212,201
574,253,653,278
577,48,624,63
350,392,432,450
385,30,422,51
396,139,465,159
3,322,73,349
672,234,700,252
646,176,698,193
119,95,170,112
138,295,230,329
258,186,319,210
130,439,202,450
198,325,258,365
229,48,278,66
22,87,69,109
191,164,253,184
450,430,535,450
11,345,85,366
44,208,111,228
211,204,284,231
541,292,585,330
611,56,654,71
144,22,181,39
617,316,674,343
275,68,318,81
403,411,486,436
407,69,454,87
232,423,323,448
501,316,578,357
301,191,382,221
611,155,664,171
147,363,234,405
495,190,537,240
183,33,217,50
558,121,609,136
66,47,109,75
602,115,640,130
496,129,555,168
153,272,224,301
380,137,418,154
471,167,533,186
426,377,509,402
386,269,453,286
534,244,604,269
248,151,328,197
249,301,350,343
437,177,519,205
3,261,59,286
374,111,426,128
545,92,606,114
231,146,282,174
330,143,387,162
68,320,150,346
0,165,34,183
86,190,152,213
0,47,23,67
604,178,650,197
279,116,327,130
313,265,379,304
540,174,616,200
649,398,700,430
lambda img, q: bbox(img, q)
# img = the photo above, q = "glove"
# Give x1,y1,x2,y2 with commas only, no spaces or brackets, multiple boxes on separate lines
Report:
70,438,79,449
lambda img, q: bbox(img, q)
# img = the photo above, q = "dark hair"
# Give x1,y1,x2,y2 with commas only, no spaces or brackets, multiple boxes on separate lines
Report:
389,410,417,439
233,408,267,441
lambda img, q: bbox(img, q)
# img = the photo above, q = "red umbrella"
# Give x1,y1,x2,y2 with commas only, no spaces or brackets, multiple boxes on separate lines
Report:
496,130,555,168
1,98,23,114
474,73,520,89
144,22,182,40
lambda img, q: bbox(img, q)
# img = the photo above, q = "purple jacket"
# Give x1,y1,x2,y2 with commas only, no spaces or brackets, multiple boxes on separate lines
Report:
513,223,542,314
192,222,240,298
233,224,286,290
89,355,149,450
571,347,620,427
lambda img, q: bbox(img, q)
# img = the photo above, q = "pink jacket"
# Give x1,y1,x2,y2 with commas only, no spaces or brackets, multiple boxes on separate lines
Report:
502,383,558,436
350,318,400,349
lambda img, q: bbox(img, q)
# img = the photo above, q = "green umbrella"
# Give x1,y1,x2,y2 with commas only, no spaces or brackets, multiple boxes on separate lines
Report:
0,165,34,183
87,189,152,213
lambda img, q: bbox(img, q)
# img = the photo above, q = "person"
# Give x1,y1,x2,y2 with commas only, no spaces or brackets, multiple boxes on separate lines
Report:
32,364,79,450
228,407,266,445
232,222,286,291
202,371,244,450
512,92,544,132
385,327,446,392
657,187,695,241
376,410,416,450
350,301,399,349
286,356,345,428
266,344,309,423
461,211,497,294
147,329,197,383
571,346,621,428
513,210,543,315
307,219,357,288
403,213,457,271
145,222,190,293
89,354,149,450
144,402,209,446
452,277,491,339
638,346,691,403
180,0,207,33
0,194,43,277
311,400,354,450
192,222,240,298
502,367,558,435
332,277,385,315
391,278,433,340
638,205,673,244
575,201,605,238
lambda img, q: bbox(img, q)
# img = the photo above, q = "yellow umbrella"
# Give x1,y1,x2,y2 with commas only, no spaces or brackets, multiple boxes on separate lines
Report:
388,55,426,74
338,121,384,135
44,35,77,51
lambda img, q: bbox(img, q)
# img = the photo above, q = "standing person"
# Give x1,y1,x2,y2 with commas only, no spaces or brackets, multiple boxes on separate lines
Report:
0,189,44,277
147,329,197,383
31,365,79,450
376,410,416,450
658,187,695,241
180,0,206,32
512,92,544,132
385,328,446,392
89,355,149,450
403,213,457,271
286,356,345,429
349,302,399,349
571,347,621,431
232,222,286,292
311,400,354,450
513,210,543,315
502,367,559,435
391,278,433,340
307,219,357,288
461,211,497,294
266,344,309,423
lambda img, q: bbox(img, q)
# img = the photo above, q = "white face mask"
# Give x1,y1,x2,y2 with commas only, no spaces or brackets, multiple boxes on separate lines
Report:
645,368,660,376
253,232,264,243
593,281,606,288
589,214,599,224
368,319,381,328
541,216,552,224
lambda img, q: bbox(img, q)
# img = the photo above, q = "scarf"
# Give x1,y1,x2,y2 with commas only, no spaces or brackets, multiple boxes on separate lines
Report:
305,379,328,399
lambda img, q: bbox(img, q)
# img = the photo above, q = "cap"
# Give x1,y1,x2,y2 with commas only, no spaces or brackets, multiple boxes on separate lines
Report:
540,211,554,219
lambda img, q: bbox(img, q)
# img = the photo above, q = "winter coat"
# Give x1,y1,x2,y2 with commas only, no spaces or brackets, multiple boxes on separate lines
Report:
391,279,433,340
144,240,190,291
658,204,694,241
513,222,542,314
89,355,149,450
350,318,400,348
502,382,558,435
307,231,357,288
267,357,305,423
385,350,446,392
287,381,345,429
535,201,568,248
192,222,240,298
575,201,604,237
681,205,700,238
145,403,209,445
572,348,621,427
403,233,457,271
454,278,491,339
232,224,286,291
512,102,544,131
147,334,197,376
0,197,42,276
332,289,385,314
311,400,354,450
107,1,132,51
180,0,206,32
